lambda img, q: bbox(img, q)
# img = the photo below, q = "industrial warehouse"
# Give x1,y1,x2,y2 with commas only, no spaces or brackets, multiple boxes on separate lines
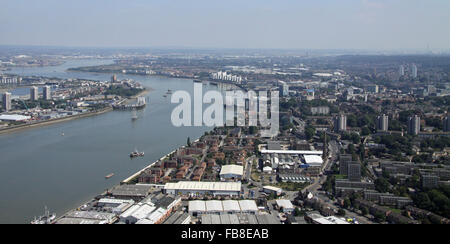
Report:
188,200,281,224
188,200,259,215
163,181,242,197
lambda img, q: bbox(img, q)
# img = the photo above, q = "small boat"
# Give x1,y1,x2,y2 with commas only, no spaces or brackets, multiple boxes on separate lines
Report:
130,150,145,158
105,173,114,179
194,79,202,83
166,89,173,94
61,133,65,136
163,94,167,98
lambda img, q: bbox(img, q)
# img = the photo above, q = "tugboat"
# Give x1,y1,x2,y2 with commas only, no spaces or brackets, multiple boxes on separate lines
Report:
31,206,56,224
130,150,145,158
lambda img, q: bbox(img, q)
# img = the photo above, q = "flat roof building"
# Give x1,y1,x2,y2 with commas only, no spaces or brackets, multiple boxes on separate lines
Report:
263,186,283,196
0,114,31,122
313,216,349,224
110,184,153,200
304,155,324,167
276,199,295,213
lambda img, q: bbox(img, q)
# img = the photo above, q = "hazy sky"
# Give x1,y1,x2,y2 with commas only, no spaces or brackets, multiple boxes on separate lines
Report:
1,0,450,50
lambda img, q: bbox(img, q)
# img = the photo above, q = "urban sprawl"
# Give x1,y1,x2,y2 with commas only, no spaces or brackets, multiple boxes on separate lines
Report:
1,51,450,224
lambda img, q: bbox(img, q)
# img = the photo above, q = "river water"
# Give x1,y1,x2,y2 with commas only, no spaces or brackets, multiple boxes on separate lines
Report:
0,59,222,223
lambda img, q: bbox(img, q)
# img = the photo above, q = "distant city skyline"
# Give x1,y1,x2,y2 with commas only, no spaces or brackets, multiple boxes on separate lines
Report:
1,0,450,51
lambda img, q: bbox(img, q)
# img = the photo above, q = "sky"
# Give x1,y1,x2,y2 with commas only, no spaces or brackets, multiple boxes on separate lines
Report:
1,0,450,50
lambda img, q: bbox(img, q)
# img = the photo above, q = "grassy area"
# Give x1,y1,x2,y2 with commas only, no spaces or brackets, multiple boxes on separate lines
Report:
251,173,261,182
335,174,347,180
388,208,402,214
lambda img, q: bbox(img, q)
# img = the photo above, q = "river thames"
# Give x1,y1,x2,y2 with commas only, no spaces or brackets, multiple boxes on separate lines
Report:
0,59,222,223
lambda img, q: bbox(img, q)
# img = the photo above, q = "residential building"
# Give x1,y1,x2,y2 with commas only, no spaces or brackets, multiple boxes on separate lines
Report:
348,162,361,182
334,114,347,132
43,86,51,100
2,92,11,111
377,114,389,132
408,115,421,135
30,86,39,101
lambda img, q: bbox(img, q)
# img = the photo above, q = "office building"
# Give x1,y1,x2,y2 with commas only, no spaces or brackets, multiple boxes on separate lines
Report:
377,114,389,132
408,115,421,135
2,92,11,111
43,86,52,100
30,86,39,101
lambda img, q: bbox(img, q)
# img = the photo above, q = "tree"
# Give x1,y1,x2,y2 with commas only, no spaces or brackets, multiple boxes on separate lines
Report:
305,126,316,140
343,198,351,209
337,209,346,216
294,207,302,217
373,212,386,222
361,207,369,216
375,178,390,193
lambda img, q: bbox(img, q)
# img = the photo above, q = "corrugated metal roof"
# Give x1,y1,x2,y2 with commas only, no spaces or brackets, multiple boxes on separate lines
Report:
165,181,241,192
261,150,323,155
222,200,241,212
239,200,258,212
220,165,244,176
206,200,223,212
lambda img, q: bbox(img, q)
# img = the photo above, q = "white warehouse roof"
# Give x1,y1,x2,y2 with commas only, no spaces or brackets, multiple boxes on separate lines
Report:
189,200,259,213
261,150,323,155
164,181,241,192
304,155,324,166
0,114,31,121
189,200,206,213
263,186,283,193
276,199,294,210
220,165,244,176
314,216,349,224
206,200,223,212
222,200,241,212
239,200,259,212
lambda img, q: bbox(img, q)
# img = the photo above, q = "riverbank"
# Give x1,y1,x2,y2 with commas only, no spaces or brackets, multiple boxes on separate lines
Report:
56,135,205,224
0,107,113,136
